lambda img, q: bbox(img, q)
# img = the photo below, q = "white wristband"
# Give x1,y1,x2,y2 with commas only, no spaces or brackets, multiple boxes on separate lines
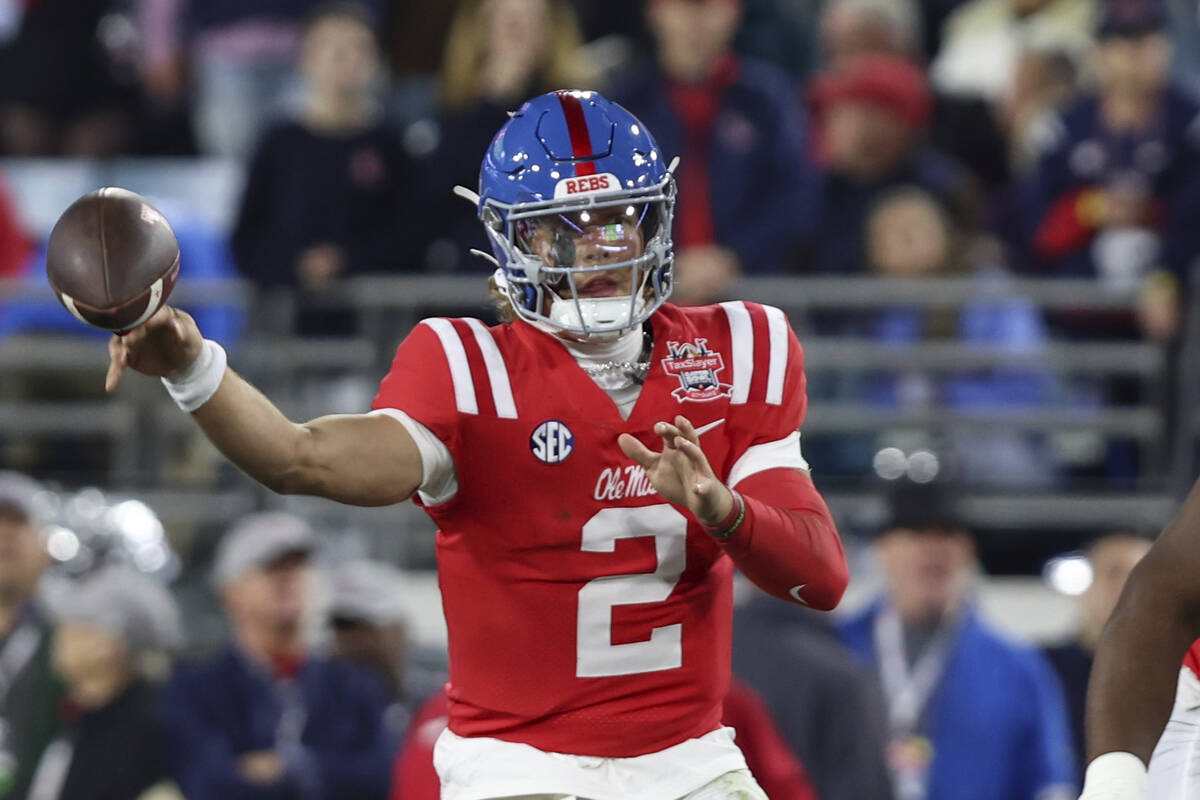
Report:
1078,752,1147,800
161,339,227,412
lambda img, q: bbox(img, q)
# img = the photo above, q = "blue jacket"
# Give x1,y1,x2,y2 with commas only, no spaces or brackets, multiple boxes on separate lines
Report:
839,600,1076,800
161,646,395,800
610,58,819,274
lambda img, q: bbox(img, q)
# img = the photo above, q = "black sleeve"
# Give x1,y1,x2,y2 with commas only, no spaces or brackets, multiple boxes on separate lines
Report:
231,127,284,286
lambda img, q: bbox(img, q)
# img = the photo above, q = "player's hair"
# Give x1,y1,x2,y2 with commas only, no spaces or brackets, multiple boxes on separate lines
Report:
438,0,596,111
487,273,519,323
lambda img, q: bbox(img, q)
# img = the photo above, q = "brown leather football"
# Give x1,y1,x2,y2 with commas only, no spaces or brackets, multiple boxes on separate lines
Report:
45,187,180,333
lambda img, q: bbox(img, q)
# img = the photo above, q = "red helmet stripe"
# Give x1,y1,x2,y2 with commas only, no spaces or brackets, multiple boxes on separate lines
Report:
555,91,598,177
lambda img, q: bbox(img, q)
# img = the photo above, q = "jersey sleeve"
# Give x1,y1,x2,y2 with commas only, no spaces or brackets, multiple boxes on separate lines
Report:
721,304,811,488
372,320,464,457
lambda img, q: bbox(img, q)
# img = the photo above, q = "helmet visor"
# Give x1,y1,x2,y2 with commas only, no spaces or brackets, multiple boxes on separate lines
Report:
512,200,668,279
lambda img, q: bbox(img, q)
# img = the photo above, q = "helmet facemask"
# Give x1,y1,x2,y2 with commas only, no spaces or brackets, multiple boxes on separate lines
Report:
483,175,676,339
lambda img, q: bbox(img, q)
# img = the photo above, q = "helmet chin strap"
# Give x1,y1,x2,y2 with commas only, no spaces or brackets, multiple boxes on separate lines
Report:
548,294,646,340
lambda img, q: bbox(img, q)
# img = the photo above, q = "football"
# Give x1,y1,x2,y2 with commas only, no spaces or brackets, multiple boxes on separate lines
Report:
45,187,180,333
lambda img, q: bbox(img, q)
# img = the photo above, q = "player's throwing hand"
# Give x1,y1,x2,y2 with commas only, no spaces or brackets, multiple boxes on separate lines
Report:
618,415,734,526
105,306,203,392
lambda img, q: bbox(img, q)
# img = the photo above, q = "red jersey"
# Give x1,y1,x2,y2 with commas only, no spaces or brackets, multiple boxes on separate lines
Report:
1184,640,1200,677
372,301,808,757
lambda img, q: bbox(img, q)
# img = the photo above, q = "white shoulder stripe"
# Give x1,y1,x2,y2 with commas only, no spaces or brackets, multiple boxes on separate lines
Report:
727,431,809,487
764,305,788,406
464,318,517,419
720,301,753,405
422,318,477,415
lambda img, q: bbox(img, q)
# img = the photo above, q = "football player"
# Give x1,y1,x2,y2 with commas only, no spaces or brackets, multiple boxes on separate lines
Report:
105,90,848,800
1078,475,1200,800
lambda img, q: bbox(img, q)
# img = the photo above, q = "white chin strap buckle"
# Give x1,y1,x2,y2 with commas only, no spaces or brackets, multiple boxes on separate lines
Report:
549,295,644,335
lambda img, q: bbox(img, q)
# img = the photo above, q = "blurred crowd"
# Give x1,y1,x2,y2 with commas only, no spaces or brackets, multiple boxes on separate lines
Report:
0,0,1196,486
0,1,1194,796
0,466,1154,800
0,0,1197,301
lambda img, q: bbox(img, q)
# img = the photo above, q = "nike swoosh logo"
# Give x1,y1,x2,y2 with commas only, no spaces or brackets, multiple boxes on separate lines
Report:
694,418,725,436
789,585,809,605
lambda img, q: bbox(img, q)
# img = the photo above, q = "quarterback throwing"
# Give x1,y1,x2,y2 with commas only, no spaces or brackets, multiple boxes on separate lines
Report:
106,90,848,800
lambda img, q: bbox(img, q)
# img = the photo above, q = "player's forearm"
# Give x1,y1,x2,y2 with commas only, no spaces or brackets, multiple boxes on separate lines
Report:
189,367,320,495
1086,567,1195,763
188,368,422,505
1086,476,1200,767
718,470,848,610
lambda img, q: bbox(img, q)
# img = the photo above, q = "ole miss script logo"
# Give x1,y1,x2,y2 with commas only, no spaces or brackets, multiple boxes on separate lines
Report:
661,339,732,403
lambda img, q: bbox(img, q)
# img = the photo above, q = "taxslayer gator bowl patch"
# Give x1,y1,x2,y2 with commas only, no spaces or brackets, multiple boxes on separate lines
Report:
662,339,732,402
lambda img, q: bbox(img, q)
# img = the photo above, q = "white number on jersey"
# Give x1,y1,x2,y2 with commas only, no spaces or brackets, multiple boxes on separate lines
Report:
576,505,688,678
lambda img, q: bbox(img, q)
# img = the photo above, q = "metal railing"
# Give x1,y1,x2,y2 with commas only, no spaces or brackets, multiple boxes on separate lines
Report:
0,274,1181,541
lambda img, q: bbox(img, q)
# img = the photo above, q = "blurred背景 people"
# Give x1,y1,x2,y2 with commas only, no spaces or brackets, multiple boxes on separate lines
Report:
413,0,597,274
232,2,417,309
29,565,182,800
799,55,975,276
0,0,141,156
162,512,394,800
930,0,1096,103
1024,0,1200,341
734,589,895,800
137,0,379,157
327,560,445,738
0,472,63,799
839,478,1077,800
1043,533,1151,783
611,0,819,303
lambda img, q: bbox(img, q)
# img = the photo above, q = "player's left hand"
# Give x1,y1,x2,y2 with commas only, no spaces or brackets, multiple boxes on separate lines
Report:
619,416,734,526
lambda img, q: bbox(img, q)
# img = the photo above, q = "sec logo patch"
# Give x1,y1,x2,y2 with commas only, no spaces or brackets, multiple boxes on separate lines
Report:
531,420,574,464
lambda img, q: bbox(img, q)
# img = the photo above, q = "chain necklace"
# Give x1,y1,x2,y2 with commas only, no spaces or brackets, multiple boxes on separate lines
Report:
578,329,654,382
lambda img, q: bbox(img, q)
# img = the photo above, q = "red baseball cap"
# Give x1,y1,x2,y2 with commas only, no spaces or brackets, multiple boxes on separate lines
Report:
811,55,933,131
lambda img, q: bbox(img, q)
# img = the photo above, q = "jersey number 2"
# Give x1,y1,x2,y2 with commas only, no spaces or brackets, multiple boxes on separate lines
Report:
576,505,688,678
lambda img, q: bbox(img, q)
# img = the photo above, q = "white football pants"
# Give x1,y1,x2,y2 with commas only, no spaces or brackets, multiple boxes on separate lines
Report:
485,769,768,800
1147,668,1200,800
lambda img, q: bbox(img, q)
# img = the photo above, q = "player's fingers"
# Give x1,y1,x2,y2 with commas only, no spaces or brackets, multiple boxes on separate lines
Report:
618,433,658,468
676,437,715,477
654,421,683,450
674,416,700,445
105,338,127,392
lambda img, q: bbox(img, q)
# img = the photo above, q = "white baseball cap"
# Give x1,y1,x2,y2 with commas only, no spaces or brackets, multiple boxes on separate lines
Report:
211,511,316,588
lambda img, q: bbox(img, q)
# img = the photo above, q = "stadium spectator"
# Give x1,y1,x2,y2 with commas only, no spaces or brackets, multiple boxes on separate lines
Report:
1023,0,1200,341
327,561,445,739
0,0,141,156
412,0,597,274
805,188,1060,486
0,472,63,800
1042,532,1151,783
231,2,417,330
816,0,1012,190
137,0,380,157
930,0,1097,103
797,55,976,275
388,678,820,800
610,0,818,301
998,46,1082,170
29,566,181,800
839,478,1077,800
161,512,394,800
820,0,923,73
734,591,895,800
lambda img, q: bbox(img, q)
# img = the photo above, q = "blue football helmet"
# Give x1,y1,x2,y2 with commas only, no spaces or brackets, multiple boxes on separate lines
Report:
472,90,676,338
